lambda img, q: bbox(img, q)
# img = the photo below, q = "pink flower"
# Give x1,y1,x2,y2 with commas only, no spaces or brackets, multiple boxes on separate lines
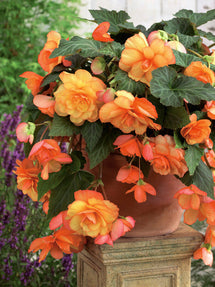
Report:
193,247,213,266
16,122,35,144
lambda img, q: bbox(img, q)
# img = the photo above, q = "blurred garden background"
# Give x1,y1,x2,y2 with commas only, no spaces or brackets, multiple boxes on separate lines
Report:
0,0,215,286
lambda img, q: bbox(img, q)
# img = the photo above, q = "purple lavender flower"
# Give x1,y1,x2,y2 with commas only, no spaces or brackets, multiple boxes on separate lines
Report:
61,253,74,278
2,255,13,280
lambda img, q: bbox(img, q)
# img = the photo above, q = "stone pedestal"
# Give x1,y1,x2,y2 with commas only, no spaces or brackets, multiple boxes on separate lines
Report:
77,223,203,287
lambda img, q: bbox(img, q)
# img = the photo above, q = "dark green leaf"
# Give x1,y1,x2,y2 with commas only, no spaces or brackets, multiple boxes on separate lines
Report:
89,8,130,34
177,32,200,48
193,160,214,198
198,29,215,42
185,145,204,175
163,106,190,129
49,113,80,137
175,9,215,27
115,69,146,95
150,66,215,107
41,72,60,87
50,37,103,58
174,130,186,148
164,18,195,35
81,121,103,152
88,127,120,169
48,170,95,218
99,42,124,58
173,50,202,67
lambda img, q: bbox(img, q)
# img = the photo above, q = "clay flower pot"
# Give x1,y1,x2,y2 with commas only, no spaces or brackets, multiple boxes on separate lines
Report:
98,153,184,237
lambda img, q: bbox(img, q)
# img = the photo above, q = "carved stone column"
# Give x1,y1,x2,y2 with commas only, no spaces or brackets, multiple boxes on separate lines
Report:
77,223,203,287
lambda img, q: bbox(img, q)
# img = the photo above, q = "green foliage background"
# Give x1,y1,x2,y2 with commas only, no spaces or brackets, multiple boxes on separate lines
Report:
0,0,82,118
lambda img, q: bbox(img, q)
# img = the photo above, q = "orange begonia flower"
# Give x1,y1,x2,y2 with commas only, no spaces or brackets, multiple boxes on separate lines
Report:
203,101,215,120
33,95,55,118
205,225,215,247
114,134,143,157
99,90,161,134
126,179,156,203
119,32,175,86
92,22,114,42
54,70,106,126
150,135,188,177
28,227,86,262
38,31,64,73
116,165,143,184
49,210,71,230
181,114,211,145
193,247,213,266
202,149,215,168
67,190,119,237
20,71,43,96
28,139,72,180
13,158,41,201
184,61,215,85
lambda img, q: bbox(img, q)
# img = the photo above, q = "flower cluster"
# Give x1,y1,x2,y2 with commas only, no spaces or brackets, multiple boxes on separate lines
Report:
16,8,215,266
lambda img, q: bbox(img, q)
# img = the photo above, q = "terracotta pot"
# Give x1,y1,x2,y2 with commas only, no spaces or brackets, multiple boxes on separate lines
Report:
95,153,184,238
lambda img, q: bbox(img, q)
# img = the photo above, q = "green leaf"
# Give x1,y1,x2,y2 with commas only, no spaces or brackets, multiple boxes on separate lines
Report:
99,42,124,58
89,8,130,34
163,106,190,129
41,72,60,87
174,130,186,148
173,50,202,67
49,113,80,137
177,32,200,48
48,170,95,218
164,18,195,35
150,66,215,107
50,37,103,58
175,9,215,27
81,120,103,152
115,69,146,95
88,127,120,169
198,29,215,42
192,160,214,198
185,145,204,175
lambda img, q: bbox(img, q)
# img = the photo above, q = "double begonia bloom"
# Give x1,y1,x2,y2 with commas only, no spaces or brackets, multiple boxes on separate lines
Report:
33,95,55,118
54,70,106,125
119,32,175,86
203,101,215,120
28,139,72,180
92,22,114,42
38,31,63,73
99,90,161,134
13,158,41,201
126,179,156,203
114,134,143,157
184,61,215,85
28,227,86,262
181,114,211,145
116,165,143,184
67,190,119,237
150,135,188,177
193,247,213,267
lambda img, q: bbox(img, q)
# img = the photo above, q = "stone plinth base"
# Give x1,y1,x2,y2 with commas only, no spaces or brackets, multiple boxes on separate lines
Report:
77,223,203,287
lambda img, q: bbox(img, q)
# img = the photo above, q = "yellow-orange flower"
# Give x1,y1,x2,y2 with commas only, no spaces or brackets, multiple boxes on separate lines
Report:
54,70,106,125
181,114,211,145
99,90,161,134
184,61,215,85
150,135,188,177
203,101,215,120
13,158,41,201
67,190,119,237
119,32,175,86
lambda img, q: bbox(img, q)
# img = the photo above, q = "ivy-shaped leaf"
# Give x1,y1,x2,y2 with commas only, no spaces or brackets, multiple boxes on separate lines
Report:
49,113,80,137
89,8,130,34
115,69,146,95
177,32,200,48
164,18,195,35
150,66,215,107
48,170,94,218
50,37,103,59
192,160,214,198
81,120,103,152
198,29,215,42
185,145,204,175
99,42,124,58
175,9,215,27
163,106,190,129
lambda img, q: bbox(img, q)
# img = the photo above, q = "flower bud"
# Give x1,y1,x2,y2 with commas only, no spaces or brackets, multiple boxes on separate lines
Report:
91,56,106,75
165,41,187,53
147,30,168,45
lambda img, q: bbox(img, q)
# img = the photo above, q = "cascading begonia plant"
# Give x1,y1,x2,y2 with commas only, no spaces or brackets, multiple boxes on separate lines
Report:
14,7,215,265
